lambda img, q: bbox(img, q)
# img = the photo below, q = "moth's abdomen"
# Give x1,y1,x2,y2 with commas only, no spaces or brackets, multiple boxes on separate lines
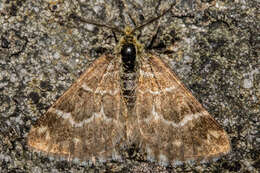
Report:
120,43,137,110
120,72,137,109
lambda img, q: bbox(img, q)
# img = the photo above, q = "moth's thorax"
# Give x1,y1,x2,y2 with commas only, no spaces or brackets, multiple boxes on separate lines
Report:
121,43,136,71
119,27,140,110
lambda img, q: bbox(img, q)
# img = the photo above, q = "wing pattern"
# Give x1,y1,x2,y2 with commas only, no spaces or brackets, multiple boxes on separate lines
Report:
136,54,230,165
28,53,230,165
28,55,126,162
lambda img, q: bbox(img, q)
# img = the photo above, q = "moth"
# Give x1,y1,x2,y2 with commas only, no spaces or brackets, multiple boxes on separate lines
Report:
27,5,230,166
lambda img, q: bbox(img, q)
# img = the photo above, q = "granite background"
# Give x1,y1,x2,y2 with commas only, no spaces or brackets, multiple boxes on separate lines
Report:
0,0,259,172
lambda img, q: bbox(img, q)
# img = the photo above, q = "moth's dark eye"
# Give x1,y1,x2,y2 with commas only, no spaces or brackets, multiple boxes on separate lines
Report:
121,44,136,59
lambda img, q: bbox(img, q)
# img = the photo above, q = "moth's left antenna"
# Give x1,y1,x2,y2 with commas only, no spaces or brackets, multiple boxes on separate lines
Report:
69,14,124,34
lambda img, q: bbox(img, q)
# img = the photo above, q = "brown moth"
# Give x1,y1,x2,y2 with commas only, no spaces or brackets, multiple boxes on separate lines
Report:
27,4,230,166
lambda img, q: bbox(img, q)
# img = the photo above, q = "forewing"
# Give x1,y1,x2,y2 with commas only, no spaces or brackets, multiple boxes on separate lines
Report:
136,54,230,165
28,55,126,162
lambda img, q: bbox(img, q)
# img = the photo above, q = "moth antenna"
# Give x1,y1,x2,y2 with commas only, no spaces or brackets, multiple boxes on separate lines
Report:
127,12,143,39
132,3,175,33
112,31,118,43
69,14,124,34
127,13,137,27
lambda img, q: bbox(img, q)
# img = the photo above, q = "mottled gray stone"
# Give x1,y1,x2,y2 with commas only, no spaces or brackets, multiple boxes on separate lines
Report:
0,0,259,172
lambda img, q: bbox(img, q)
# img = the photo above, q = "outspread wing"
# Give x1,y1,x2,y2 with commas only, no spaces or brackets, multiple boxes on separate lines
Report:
28,55,126,162
136,54,230,165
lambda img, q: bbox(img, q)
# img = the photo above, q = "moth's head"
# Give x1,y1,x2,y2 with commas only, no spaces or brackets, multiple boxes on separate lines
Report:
124,26,133,36
70,4,174,55
121,26,135,43
117,26,143,55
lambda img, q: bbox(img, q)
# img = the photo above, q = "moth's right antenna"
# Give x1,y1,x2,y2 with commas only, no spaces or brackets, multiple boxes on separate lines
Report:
132,3,175,33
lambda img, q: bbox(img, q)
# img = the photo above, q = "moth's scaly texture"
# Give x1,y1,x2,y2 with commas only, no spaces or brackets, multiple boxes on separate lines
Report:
28,26,230,166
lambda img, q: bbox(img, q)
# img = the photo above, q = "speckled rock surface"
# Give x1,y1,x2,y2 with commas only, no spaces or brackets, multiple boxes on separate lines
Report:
0,0,259,172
